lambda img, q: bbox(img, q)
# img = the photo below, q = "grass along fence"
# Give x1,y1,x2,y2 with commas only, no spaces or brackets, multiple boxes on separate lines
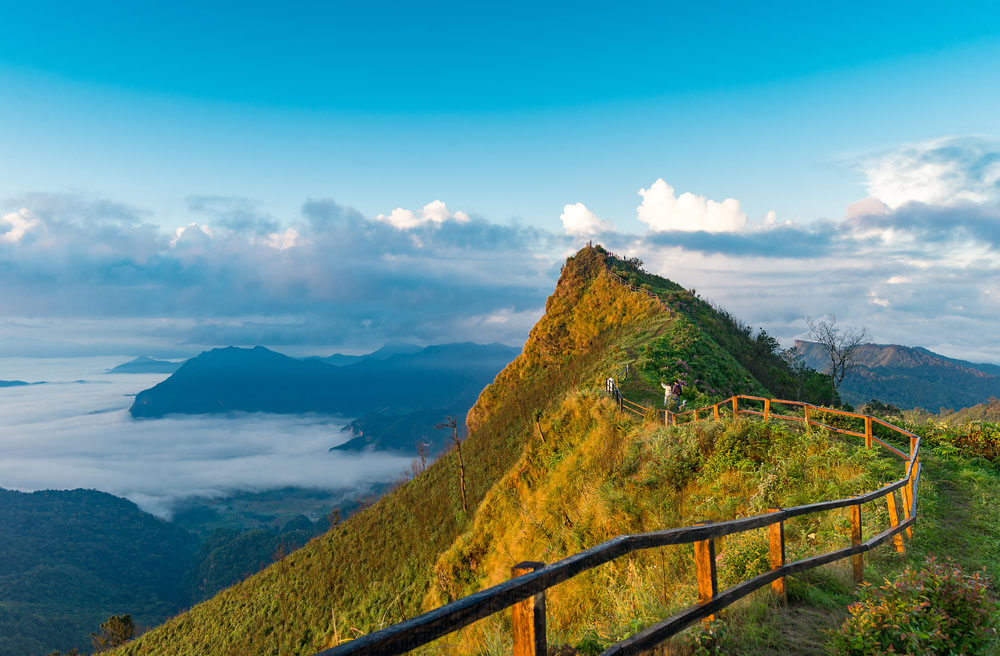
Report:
315,391,922,656
605,269,670,313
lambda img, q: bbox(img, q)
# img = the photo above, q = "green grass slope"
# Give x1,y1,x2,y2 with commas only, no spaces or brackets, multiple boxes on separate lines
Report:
112,246,838,655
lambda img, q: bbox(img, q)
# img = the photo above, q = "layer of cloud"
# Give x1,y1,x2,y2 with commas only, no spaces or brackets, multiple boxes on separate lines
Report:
2,134,999,367
0,193,558,354
0,361,411,518
637,178,749,232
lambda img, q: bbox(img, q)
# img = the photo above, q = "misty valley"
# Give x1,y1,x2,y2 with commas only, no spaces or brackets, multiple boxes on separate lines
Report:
0,343,518,656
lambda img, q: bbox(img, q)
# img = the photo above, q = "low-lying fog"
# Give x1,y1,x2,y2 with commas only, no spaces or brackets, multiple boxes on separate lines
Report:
0,356,413,518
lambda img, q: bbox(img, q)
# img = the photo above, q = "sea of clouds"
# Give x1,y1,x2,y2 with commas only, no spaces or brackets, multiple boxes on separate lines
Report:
0,356,413,518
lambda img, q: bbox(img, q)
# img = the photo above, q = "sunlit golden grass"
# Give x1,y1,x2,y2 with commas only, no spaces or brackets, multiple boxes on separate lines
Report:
421,391,898,655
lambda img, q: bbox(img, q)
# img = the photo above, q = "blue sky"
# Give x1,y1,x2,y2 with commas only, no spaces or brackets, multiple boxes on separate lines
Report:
2,1,1000,363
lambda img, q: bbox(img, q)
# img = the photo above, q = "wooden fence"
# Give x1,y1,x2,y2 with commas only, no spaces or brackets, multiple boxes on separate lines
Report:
314,392,922,656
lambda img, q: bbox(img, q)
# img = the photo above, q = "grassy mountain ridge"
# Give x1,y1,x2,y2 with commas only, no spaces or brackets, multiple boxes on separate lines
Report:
114,246,668,655
111,246,836,655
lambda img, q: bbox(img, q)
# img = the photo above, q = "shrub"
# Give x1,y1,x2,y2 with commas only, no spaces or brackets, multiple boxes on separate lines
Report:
827,557,999,655
716,529,770,588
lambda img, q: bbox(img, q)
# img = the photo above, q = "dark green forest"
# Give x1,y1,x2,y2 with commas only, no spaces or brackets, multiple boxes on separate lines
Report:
0,489,329,656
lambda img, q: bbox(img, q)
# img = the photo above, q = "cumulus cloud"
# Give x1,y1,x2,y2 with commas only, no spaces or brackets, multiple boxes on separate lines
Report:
637,178,749,232
0,208,39,243
170,222,214,248
859,136,1000,209
560,202,616,237
375,200,471,229
0,362,411,518
845,196,890,219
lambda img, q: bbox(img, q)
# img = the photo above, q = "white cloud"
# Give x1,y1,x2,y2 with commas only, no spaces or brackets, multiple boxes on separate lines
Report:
259,227,299,251
860,136,1000,209
376,200,471,230
845,196,890,219
868,292,890,308
170,223,213,248
559,202,616,237
0,208,39,243
636,178,748,232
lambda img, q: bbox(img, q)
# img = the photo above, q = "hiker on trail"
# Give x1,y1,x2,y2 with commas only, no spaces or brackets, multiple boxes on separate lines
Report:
672,380,683,398
661,381,672,408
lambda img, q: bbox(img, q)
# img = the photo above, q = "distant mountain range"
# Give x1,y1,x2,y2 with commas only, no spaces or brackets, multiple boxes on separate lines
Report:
129,342,520,453
109,356,185,374
312,341,424,366
795,340,1000,411
0,380,29,387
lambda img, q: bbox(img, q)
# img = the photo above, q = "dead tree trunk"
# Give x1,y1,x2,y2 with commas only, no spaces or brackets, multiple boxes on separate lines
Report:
437,417,467,513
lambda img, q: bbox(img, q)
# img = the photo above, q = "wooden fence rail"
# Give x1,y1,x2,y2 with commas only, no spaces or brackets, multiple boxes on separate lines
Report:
605,269,670,313
314,391,922,656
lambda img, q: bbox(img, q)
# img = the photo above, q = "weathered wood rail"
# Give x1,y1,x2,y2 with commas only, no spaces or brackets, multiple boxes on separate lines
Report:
314,390,922,656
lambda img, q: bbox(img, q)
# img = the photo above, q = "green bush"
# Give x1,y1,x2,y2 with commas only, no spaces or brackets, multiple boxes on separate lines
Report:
827,557,999,655
716,529,770,588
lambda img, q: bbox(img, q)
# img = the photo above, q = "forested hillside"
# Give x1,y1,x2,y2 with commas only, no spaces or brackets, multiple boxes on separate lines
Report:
0,489,197,656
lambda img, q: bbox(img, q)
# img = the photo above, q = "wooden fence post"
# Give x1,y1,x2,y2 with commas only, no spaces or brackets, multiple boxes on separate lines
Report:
693,524,718,623
693,409,699,421
909,435,918,459
766,508,786,602
763,399,771,422
900,473,912,539
731,397,738,416
885,491,905,553
864,416,873,449
850,503,863,584
511,562,546,656
905,456,919,537
713,404,720,421
803,405,811,431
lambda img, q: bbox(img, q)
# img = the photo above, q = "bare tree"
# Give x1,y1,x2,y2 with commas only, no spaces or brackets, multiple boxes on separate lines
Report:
780,346,811,401
408,439,430,478
436,417,467,512
806,316,869,389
